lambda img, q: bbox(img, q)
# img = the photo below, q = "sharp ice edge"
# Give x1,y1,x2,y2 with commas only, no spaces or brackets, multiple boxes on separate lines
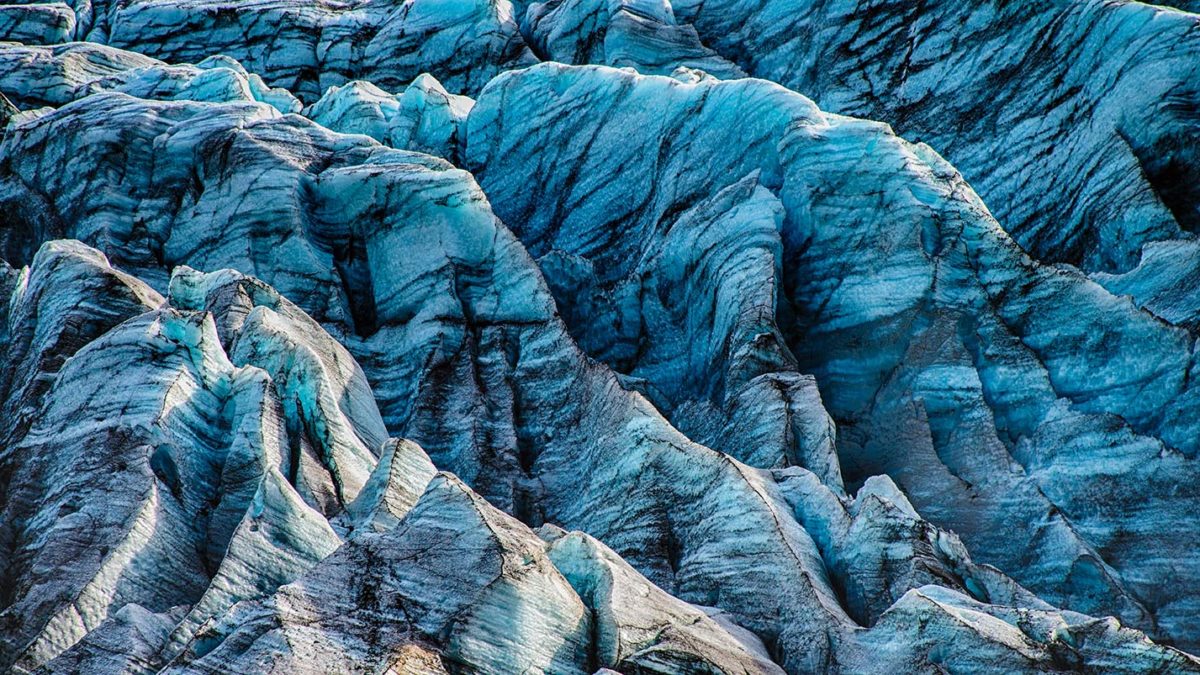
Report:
2,0,1200,672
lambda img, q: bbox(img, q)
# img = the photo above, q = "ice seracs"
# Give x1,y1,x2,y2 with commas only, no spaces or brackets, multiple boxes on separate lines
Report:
0,42,299,111
5,2,1200,669
521,0,743,78
305,74,473,162
3,235,1198,673
0,4,75,44
463,62,1200,649
62,0,534,100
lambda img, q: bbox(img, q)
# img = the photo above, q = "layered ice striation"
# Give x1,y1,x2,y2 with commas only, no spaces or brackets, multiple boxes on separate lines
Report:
0,42,299,111
3,1,1200,673
3,237,1195,674
514,0,1200,332
0,0,536,100
305,74,473,163
464,63,1200,650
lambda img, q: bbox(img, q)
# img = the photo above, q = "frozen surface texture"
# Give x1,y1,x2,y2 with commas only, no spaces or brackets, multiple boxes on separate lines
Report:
2,1,1200,673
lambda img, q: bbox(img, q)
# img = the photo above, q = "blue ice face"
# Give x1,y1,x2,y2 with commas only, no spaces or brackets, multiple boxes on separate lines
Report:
4,0,1200,672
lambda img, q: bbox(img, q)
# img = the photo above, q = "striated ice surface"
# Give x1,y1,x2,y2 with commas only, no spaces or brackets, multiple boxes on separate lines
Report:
464,63,1200,650
4,1,1200,673
0,5,75,44
3,234,1195,673
0,43,299,111
521,0,743,78
305,74,473,162
526,0,1200,274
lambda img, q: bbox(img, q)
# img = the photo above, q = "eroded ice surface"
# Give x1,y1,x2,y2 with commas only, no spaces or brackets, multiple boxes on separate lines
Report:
3,1,1200,673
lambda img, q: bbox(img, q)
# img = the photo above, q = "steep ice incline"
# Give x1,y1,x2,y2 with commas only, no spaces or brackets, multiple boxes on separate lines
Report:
0,0,536,100
9,240,1185,673
0,63,1197,671
463,63,1200,649
2,2,1200,673
502,0,1200,331
534,1,1200,268
0,243,795,674
3,0,1198,278
2,237,1194,673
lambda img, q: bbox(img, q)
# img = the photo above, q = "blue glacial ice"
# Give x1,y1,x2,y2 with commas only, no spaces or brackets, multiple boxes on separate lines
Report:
3,1,1200,673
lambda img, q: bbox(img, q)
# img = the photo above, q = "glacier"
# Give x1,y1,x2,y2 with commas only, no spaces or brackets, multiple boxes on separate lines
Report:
2,1,1200,674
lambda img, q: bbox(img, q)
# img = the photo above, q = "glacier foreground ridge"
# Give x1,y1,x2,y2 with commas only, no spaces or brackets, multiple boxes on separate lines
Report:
3,1,1200,673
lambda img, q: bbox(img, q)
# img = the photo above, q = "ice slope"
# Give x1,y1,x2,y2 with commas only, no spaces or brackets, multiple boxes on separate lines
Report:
462,63,1200,649
0,0,536,100
520,0,1200,274
0,42,298,111
512,0,1200,335
2,3,1200,670
4,240,1194,674
305,74,473,163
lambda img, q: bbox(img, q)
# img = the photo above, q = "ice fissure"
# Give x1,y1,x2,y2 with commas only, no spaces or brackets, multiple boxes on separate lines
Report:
3,1,1200,673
